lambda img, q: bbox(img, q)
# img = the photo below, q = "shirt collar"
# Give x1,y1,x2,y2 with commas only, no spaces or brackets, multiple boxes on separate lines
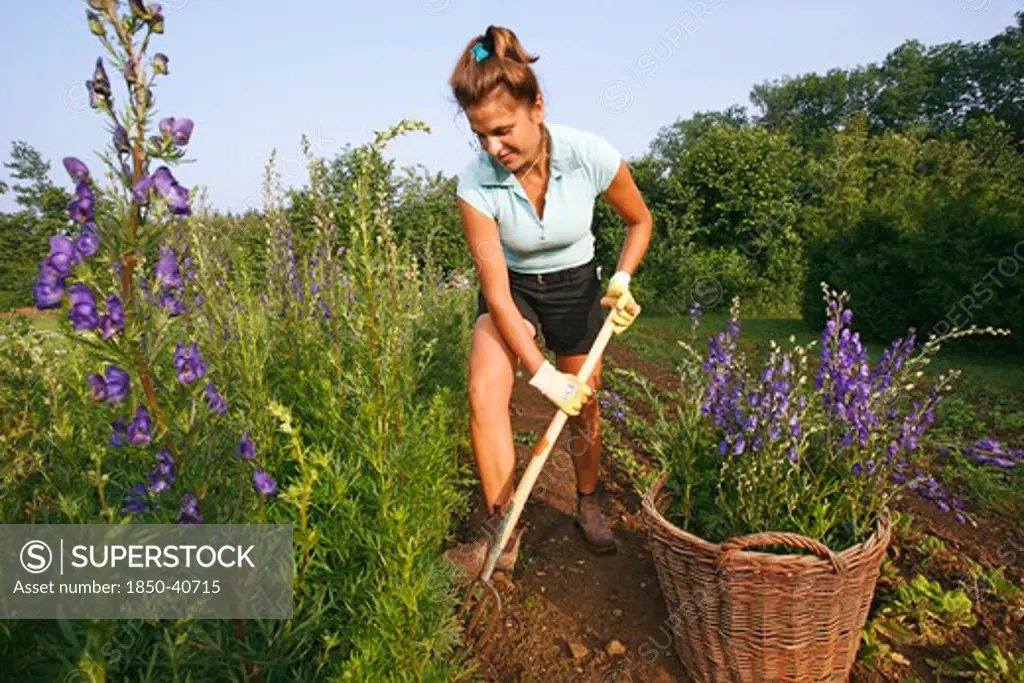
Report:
477,122,578,187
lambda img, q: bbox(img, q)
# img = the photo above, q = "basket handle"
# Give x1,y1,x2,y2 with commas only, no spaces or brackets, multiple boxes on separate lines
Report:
716,532,848,574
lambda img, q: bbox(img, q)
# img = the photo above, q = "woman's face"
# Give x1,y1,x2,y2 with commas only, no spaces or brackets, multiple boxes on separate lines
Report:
465,88,544,173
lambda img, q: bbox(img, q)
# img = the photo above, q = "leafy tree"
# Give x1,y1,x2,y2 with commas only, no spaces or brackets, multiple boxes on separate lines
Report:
0,141,72,309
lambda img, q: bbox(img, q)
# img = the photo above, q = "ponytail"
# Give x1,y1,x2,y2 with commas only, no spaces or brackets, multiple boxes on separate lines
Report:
448,25,542,111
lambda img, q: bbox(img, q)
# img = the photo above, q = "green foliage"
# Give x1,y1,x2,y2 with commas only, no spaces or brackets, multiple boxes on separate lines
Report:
802,115,1024,348
752,13,1024,145
390,165,471,276
940,438,1024,512
595,120,806,316
936,396,985,437
929,643,1024,682
0,142,72,309
0,124,478,681
872,574,977,647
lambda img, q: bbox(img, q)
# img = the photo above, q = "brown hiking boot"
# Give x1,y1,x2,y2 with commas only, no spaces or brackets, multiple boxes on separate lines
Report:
573,490,618,554
444,504,526,579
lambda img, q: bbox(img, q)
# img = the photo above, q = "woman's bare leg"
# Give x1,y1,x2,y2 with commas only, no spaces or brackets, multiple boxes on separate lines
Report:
468,313,536,516
554,354,603,494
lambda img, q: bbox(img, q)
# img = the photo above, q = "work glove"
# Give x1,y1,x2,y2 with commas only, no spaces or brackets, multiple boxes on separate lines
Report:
528,360,593,416
600,271,640,335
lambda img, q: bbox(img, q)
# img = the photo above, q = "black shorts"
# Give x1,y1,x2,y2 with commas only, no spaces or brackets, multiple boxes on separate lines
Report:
476,259,604,356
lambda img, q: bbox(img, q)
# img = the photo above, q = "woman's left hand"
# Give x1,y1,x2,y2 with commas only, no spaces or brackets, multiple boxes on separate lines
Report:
600,271,641,335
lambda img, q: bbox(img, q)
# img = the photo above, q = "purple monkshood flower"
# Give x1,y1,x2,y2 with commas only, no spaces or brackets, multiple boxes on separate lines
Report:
204,382,228,415
85,366,126,406
151,166,192,216
237,431,255,460
75,223,100,257
252,469,277,497
68,283,100,331
128,0,154,19
110,418,128,448
974,439,1003,454
63,157,90,183
46,235,82,277
88,374,108,402
173,342,207,384
146,449,176,494
91,57,111,97
99,295,125,340
159,117,194,146
128,405,152,445
133,176,154,206
113,125,130,155
34,277,65,309
68,180,95,224
153,53,169,75
156,247,182,288
166,183,191,216
105,366,129,404
122,485,150,514
177,492,203,525
161,292,186,317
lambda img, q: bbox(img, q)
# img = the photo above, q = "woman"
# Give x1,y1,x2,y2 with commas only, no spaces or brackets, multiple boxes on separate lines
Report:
444,25,652,577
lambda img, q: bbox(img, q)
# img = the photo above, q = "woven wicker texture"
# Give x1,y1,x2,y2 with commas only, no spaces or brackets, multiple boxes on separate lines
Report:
642,471,891,683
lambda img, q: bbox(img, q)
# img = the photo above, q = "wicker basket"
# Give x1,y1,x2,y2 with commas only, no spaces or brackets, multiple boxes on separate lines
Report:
641,471,892,683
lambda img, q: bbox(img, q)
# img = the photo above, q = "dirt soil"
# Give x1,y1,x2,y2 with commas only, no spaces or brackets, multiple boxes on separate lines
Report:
450,344,687,683
449,343,1024,682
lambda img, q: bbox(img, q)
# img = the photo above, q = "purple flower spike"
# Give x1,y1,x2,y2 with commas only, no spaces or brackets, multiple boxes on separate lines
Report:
238,431,256,460
156,247,182,288
204,382,228,415
177,492,203,525
105,366,130,404
128,405,152,445
252,469,277,497
62,157,90,183
68,283,99,331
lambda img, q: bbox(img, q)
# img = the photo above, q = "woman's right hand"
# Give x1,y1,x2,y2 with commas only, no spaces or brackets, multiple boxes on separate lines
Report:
528,361,593,416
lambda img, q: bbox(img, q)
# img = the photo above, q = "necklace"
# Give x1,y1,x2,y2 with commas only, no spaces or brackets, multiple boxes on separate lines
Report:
517,125,548,183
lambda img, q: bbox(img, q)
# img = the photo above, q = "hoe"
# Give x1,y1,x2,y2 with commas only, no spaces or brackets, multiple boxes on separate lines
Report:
456,307,619,646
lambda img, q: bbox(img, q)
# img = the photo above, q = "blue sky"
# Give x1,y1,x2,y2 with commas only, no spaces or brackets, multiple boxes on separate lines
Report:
1,0,1018,214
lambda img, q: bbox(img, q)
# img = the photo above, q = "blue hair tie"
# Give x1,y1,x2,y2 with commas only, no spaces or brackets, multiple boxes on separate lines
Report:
472,42,491,63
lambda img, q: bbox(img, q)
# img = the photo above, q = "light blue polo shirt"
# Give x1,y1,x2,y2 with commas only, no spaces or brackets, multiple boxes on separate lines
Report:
456,122,622,274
